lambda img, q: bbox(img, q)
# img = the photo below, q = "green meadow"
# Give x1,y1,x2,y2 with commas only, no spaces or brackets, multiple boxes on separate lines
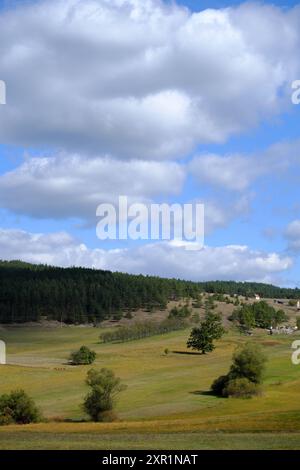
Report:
0,324,299,449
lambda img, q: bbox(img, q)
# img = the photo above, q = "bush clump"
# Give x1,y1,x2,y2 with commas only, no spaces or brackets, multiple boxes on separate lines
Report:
223,378,261,398
0,390,41,425
69,345,96,365
211,343,267,398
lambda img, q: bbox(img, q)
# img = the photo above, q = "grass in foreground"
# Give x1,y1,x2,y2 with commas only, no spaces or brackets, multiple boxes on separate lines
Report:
0,429,299,450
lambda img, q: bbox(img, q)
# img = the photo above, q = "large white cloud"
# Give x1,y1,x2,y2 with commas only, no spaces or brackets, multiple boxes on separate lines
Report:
0,154,185,219
0,0,299,159
0,228,292,283
0,152,251,235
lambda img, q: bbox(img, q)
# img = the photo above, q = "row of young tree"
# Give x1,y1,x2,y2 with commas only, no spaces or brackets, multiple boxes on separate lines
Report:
0,260,299,324
99,318,188,343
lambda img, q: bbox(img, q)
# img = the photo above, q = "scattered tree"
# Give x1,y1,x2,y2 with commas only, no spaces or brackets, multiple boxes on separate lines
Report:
187,311,225,354
0,390,41,425
69,346,96,365
230,301,287,332
231,305,256,333
83,368,126,422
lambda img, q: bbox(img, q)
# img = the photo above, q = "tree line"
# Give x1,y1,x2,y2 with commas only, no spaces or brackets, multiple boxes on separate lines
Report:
0,261,199,324
0,260,299,324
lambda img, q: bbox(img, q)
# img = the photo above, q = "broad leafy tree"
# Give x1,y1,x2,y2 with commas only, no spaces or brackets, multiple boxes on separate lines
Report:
187,311,225,354
83,368,126,422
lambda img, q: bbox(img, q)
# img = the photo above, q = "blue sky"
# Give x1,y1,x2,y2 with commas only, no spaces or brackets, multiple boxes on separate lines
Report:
0,0,300,285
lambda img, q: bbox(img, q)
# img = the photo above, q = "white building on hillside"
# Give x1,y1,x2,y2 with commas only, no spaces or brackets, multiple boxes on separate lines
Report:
0,340,6,365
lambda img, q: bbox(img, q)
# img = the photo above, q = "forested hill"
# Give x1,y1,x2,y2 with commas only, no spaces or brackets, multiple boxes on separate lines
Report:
0,260,299,324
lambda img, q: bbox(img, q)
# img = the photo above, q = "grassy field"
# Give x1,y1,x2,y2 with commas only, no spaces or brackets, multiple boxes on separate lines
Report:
1,430,300,450
0,318,299,449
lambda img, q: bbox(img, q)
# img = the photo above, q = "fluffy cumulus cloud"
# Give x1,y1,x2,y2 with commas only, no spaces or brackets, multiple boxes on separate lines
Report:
189,140,300,191
0,0,298,284
0,154,185,219
0,152,250,234
0,228,292,283
0,0,299,159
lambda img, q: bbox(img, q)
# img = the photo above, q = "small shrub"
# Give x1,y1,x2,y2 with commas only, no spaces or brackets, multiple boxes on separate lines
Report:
70,346,96,365
223,378,261,398
164,348,169,355
0,390,41,425
168,305,191,319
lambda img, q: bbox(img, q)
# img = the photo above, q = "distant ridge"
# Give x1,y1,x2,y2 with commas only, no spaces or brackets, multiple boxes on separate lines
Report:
0,260,298,324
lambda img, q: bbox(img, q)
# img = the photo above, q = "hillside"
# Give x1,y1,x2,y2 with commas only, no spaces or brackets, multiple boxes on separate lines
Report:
0,325,299,449
0,260,299,324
